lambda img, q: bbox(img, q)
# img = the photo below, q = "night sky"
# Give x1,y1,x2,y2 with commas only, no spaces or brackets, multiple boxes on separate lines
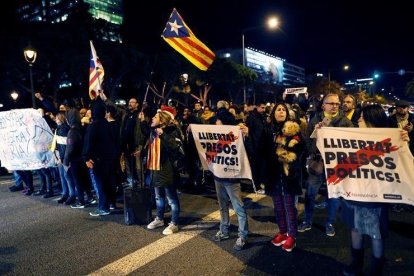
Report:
1,0,413,92
124,0,414,80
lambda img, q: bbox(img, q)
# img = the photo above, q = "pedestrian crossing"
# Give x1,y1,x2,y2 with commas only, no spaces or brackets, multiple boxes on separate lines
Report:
89,193,267,275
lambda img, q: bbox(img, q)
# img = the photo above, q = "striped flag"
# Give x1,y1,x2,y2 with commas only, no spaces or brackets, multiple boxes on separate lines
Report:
89,40,104,100
162,8,215,71
147,130,161,170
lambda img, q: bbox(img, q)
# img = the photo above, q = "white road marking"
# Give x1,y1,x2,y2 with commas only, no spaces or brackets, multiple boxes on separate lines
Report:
89,193,266,275
0,179,15,185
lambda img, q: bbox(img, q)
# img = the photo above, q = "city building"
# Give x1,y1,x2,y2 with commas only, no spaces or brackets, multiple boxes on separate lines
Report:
216,47,306,87
16,0,123,42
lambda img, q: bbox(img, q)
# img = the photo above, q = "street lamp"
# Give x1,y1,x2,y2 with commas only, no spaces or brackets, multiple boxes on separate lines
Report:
24,45,37,108
10,91,19,101
328,64,349,92
242,16,280,103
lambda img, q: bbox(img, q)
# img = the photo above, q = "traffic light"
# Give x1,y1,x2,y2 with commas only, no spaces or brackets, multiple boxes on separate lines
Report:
373,73,380,79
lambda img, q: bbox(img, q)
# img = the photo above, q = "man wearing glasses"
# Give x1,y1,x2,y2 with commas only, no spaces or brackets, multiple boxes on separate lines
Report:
299,93,354,237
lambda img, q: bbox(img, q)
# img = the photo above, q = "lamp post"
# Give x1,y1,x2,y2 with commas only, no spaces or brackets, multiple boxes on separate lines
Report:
242,16,279,103
24,46,37,108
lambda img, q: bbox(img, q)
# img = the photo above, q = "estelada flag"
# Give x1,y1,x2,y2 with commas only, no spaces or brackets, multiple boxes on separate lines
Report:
89,40,104,100
162,8,215,71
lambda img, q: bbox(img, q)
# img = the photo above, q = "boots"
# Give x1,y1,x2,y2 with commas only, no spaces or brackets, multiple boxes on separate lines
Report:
343,248,364,276
369,256,385,276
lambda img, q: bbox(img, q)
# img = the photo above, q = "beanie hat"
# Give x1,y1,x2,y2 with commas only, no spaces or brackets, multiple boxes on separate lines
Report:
158,106,176,121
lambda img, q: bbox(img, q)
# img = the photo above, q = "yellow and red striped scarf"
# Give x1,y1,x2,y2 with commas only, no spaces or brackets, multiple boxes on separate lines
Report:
147,130,161,170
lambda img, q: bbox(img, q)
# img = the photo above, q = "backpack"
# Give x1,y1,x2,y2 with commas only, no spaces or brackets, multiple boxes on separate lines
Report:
171,137,187,172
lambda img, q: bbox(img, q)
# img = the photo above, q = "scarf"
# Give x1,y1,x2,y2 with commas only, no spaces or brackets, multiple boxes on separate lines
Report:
345,109,355,121
147,129,161,170
323,111,339,119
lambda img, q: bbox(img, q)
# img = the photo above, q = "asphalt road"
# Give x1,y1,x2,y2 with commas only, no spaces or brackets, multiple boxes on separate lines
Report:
0,173,413,275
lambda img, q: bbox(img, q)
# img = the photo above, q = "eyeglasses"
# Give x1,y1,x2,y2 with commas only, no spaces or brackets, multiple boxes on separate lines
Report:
324,102,340,106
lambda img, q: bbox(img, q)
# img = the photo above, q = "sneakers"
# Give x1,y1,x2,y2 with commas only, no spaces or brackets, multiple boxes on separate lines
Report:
271,233,287,247
43,192,54,199
86,198,97,205
23,189,34,196
57,197,68,204
9,185,24,192
147,217,164,229
70,203,85,209
162,223,179,235
282,236,296,252
33,190,45,196
298,222,312,232
233,237,247,251
65,196,76,205
325,223,336,237
89,209,110,216
213,231,230,242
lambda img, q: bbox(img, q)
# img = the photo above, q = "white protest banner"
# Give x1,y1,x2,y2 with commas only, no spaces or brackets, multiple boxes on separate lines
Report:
0,109,56,170
190,124,253,182
316,127,414,205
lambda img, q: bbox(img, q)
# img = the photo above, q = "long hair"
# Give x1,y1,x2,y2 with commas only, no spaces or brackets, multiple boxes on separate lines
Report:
270,102,289,127
361,104,388,128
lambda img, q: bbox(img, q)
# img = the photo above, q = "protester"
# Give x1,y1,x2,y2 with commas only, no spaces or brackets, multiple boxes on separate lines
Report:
145,109,182,235
299,93,354,237
211,107,251,250
342,94,360,127
83,99,117,216
263,103,304,252
342,104,410,275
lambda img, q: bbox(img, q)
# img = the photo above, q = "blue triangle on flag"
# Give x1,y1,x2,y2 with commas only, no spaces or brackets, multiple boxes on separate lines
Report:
162,9,190,38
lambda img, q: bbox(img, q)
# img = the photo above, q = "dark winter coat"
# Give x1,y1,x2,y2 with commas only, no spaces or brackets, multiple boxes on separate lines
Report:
146,124,182,188
263,121,304,196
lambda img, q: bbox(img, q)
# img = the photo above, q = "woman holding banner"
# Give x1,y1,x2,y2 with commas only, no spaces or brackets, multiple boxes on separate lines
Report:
263,103,304,252
343,104,410,276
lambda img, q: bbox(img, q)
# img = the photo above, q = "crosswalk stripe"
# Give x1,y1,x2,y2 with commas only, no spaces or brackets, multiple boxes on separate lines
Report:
89,193,266,275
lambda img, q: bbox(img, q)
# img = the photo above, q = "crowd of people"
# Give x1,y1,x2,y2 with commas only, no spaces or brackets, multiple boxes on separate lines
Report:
6,91,413,275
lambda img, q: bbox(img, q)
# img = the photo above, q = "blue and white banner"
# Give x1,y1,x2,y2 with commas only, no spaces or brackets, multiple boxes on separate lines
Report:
0,109,56,170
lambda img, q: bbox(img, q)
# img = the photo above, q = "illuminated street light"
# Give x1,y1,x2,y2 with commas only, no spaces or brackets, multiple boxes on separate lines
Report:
242,16,280,103
24,45,37,108
10,91,19,101
328,64,349,91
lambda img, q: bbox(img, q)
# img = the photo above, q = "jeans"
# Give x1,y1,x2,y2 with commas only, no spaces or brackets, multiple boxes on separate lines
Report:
304,173,340,225
214,180,248,239
12,171,23,187
154,186,180,224
37,168,52,192
58,164,75,197
15,170,33,191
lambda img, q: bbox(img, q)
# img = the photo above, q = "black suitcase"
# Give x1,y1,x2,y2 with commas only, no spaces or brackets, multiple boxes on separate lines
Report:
123,186,152,225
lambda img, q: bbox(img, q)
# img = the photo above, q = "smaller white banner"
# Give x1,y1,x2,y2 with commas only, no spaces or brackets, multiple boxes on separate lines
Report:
190,124,252,182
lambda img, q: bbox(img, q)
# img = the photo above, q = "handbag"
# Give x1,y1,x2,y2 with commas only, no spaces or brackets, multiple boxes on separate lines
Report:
307,158,324,175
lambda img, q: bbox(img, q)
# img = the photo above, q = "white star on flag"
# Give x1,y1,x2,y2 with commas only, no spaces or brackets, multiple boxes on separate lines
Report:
168,20,183,35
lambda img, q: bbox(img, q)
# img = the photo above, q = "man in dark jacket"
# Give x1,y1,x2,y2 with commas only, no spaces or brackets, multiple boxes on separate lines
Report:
299,93,354,237
83,99,117,216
